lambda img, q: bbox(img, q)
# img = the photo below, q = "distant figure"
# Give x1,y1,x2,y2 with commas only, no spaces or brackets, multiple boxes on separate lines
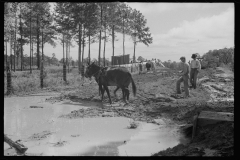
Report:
190,54,201,89
139,61,143,74
151,60,156,74
146,60,151,71
176,56,190,98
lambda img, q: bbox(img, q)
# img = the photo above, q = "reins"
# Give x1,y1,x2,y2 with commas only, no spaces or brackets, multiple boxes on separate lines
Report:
89,66,106,83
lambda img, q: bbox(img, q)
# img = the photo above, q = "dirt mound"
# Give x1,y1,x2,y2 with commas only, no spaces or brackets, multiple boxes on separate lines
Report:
153,121,234,156
58,104,153,122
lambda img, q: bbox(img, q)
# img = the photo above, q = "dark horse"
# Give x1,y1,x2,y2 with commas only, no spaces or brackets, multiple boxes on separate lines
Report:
146,62,152,71
86,65,119,97
85,62,137,104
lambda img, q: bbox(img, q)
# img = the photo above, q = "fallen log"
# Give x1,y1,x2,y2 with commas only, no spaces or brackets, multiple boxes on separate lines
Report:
4,134,28,154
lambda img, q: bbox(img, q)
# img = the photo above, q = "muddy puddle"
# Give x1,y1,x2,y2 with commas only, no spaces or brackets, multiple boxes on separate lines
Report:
4,93,189,156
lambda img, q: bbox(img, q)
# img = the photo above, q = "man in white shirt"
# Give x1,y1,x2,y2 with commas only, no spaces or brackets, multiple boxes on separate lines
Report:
176,56,190,98
151,59,156,74
190,54,201,89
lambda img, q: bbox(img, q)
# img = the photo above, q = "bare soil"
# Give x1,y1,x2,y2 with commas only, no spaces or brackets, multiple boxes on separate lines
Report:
48,67,233,156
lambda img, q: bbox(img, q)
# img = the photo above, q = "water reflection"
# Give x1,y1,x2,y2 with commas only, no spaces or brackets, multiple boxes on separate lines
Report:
80,141,122,156
118,123,182,156
4,95,189,156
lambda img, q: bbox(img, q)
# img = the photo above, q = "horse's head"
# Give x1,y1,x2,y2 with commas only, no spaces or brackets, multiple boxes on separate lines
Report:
85,61,101,78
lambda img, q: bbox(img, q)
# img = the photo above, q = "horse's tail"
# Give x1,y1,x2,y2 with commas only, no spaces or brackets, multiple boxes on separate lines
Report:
131,76,137,97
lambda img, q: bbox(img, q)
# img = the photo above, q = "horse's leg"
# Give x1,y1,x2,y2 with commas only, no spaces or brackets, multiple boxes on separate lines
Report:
103,85,112,104
114,86,120,97
124,87,130,103
99,85,101,96
101,85,105,102
126,87,130,100
119,87,124,100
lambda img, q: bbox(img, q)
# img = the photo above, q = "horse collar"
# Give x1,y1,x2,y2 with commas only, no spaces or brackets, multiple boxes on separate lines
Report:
92,69,101,78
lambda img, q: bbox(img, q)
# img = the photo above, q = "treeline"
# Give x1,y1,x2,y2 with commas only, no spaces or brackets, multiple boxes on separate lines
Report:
4,52,60,69
4,2,153,75
201,47,234,70
162,47,234,71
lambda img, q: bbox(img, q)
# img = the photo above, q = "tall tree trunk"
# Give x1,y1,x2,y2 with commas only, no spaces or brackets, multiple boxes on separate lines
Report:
63,34,65,64
78,23,82,74
67,37,70,73
68,39,70,70
66,37,68,70
112,25,115,65
133,24,137,63
103,25,106,67
20,5,23,71
133,42,136,63
30,3,32,73
123,15,125,64
88,33,90,63
31,40,33,67
17,53,19,68
10,35,12,70
98,4,102,66
42,28,44,61
103,13,106,67
14,3,17,72
82,27,85,65
40,27,44,89
31,41,33,68
37,15,40,69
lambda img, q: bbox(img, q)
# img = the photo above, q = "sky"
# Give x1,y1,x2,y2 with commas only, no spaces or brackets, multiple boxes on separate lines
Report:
5,3,234,63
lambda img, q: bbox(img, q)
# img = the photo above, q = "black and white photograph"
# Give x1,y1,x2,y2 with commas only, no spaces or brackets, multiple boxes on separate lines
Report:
4,2,234,156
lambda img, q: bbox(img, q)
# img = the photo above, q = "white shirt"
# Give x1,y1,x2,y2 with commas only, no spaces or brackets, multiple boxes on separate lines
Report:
190,59,201,70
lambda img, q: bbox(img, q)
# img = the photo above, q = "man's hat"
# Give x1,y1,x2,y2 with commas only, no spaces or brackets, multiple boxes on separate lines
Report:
191,54,197,59
180,56,186,60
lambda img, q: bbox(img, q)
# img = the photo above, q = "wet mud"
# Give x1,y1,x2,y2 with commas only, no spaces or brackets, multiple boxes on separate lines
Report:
4,67,234,156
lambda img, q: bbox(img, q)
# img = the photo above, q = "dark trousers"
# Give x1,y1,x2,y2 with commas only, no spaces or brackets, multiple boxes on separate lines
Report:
176,75,189,96
139,65,142,74
190,68,199,89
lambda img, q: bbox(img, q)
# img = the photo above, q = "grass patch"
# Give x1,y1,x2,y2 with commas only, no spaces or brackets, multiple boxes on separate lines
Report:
4,66,84,96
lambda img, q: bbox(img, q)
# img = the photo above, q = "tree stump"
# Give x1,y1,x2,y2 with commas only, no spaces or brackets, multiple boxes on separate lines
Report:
4,134,28,154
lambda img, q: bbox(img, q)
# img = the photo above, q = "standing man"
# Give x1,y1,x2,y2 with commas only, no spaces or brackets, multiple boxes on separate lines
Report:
190,54,201,89
151,59,156,74
139,61,143,74
176,56,190,98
